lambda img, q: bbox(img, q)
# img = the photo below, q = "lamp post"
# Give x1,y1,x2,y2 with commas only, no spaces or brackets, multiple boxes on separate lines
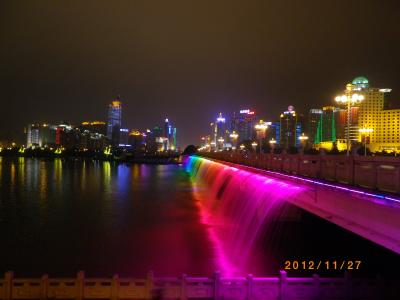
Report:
229,131,239,150
298,133,309,153
269,138,277,154
359,128,373,157
335,90,364,156
239,144,245,151
255,121,270,153
217,137,224,151
251,141,258,152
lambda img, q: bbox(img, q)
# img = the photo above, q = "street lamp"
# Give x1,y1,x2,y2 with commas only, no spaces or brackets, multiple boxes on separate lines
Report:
217,137,224,151
269,138,277,154
335,91,364,156
251,141,258,152
359,128,373,157
255,121,271,153
298,133,309,153
229,131,239,150
239,144,245,151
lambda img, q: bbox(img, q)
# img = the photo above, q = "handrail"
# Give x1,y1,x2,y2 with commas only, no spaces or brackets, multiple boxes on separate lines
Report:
196,151,400,195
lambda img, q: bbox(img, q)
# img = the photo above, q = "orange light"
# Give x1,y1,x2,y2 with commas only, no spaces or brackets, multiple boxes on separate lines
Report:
111,101,121,107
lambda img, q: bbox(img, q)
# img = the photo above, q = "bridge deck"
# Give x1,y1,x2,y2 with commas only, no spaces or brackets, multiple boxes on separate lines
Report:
194,154,400,254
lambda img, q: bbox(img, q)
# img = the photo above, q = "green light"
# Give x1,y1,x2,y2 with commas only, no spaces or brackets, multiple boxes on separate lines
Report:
352,76,369,87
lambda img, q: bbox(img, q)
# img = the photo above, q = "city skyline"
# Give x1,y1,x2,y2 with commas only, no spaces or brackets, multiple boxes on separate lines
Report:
1,1,400,146
23,97,178,153
200,76,400,154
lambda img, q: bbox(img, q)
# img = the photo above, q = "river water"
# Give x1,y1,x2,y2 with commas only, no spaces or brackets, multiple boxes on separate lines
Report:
0,157,398,278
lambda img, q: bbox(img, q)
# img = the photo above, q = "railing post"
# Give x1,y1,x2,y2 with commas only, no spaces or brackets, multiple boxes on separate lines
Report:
111,274,119,300
312,274,320,300
372,160,378,190
180,274,187,300
4,272,13,300
41,274,49,300
316,156,321,179
214,271,220,300
296,154,301,174
344,271,352,300
349,156,355,185
247,274,253,300
279,270,287,300
146,271,154,300
76,271,85,300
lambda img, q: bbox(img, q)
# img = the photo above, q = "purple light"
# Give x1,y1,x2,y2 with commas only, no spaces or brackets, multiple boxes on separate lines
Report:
186,156,303,276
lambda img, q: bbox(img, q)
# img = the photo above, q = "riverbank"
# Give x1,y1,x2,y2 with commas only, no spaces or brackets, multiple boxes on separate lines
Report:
0,148,182,164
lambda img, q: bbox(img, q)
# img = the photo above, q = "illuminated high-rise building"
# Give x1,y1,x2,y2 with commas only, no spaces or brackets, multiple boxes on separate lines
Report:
26,123,57,148
107,97,122,145
279,106,303,149
128,130,145,152
308,109,323,145
39,124,56,147
118,128,130,148
336,77,397,152
163,118,177,150
81,121,107,136
214,112,227,150
267,122,280,145
26,124,40,147
350,77,394,152
231,109,256,143
315,106,339,143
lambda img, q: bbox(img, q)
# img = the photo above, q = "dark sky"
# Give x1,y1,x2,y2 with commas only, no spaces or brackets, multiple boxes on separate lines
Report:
1,0,400,146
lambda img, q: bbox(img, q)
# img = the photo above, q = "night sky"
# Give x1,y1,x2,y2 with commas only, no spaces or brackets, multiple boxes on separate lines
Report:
1,0,400,146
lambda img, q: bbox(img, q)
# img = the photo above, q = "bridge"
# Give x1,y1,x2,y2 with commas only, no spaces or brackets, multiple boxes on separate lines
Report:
191,152,400,254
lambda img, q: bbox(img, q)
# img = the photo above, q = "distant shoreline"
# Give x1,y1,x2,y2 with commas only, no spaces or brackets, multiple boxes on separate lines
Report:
0,150,182,164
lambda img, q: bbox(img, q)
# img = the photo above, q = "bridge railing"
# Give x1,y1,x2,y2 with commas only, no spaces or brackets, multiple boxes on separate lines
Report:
0,271,398,300
198,152,400,194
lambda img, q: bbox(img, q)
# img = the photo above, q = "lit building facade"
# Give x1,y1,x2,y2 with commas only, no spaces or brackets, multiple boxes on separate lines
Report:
338,77,398,152
107,98,122,145
163,118,177,151
315,106,339,144
128,130,145,152
118,128,130,148
26,123,57,148
308,109,323,145
81,121,107,136
214,112,227,150
26,124,40,147
279,106,302,149
231,109,256,143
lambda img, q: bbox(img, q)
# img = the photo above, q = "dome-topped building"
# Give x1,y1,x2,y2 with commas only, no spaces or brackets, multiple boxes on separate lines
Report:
352,76,369,89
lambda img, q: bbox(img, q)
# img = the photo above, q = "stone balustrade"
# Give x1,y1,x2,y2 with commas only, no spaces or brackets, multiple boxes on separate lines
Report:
198,152,400,194
0,271,398,299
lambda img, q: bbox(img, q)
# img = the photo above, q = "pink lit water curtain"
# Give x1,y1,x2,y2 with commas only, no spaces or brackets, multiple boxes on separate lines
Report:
185,156,303,276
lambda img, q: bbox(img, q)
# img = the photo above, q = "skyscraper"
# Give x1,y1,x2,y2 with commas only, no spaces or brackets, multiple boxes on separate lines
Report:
231,109,256,143
214,112,227,150
279,106,302,149
334,76,398,152
316,106,339,144
26,124,40,147
163,118,177,150
107,97,122,145
308,109,323,145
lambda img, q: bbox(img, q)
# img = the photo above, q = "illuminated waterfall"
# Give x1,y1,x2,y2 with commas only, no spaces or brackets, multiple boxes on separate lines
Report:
185,156,303,276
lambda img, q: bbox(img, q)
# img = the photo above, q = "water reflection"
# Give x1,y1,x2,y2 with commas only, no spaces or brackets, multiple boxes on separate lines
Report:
39,161,48,202
0,158,214,277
